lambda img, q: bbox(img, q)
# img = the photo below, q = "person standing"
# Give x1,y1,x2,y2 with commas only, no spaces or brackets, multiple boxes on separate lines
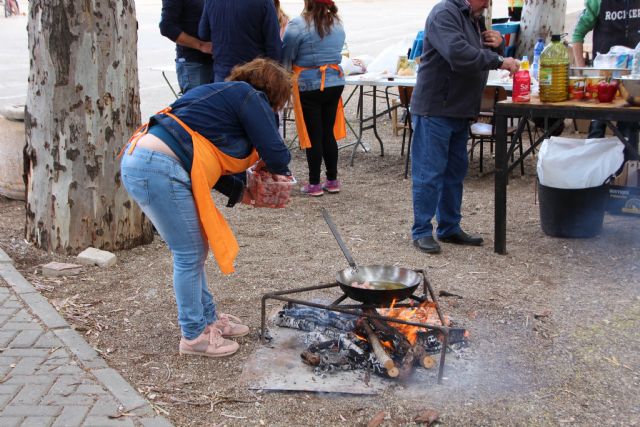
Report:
282,0,346,196
199,0,283,83
160,0,213,94
410,0,519,254
120,59,292,357
572,0,640,158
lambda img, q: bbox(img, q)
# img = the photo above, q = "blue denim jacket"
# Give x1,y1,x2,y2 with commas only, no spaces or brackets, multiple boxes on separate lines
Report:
282,16,346,92
150,81,290,176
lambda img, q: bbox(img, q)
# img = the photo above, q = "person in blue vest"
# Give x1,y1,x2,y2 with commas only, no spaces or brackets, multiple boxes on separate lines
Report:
410,0,519,254
572,0,640,159
160,0,213,94
198,0,282,83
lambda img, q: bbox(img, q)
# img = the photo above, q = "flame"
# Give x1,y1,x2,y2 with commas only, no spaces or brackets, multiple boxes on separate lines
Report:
377,301,449,345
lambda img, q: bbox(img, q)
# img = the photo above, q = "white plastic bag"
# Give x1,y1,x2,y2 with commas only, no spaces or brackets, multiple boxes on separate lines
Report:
366,35,415,74
537,136,624,189
339,56,370,75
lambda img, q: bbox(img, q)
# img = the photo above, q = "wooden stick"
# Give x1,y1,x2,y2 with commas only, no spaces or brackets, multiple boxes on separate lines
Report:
361,321,399,378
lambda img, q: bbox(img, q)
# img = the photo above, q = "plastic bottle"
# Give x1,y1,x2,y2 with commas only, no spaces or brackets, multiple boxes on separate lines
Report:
341,42,350,58
531,38,545,81
512,56,531,102
538,34,570,102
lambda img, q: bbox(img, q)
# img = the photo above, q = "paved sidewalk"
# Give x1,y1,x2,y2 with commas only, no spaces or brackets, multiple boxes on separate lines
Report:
0,248,173,427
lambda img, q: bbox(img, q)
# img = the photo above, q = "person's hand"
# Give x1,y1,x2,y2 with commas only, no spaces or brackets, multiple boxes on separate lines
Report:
482,30,503,49
500,57,520,77
199,41,212,54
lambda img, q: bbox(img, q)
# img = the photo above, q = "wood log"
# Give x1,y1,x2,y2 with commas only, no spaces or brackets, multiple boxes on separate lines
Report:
361,321,399,378
364,308,436,371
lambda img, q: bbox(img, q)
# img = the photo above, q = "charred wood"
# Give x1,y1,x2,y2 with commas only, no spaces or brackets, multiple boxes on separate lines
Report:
361,320,399,378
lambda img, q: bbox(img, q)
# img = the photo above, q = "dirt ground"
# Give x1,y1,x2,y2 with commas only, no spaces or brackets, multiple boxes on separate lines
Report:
1,98,639,426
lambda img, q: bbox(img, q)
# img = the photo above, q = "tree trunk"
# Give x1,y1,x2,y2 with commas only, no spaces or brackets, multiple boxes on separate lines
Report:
516,0,567,59
25,0,153,253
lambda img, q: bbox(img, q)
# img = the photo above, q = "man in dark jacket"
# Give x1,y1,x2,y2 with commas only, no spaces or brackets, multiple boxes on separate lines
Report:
198,0,282,83
160,0,213,94
410,0,519,254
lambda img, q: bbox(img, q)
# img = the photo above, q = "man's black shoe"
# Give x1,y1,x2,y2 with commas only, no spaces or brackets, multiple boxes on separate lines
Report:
413,236,441,254
439,230,483,246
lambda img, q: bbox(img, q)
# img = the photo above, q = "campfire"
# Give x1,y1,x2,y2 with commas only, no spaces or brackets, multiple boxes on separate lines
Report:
260,270,468,384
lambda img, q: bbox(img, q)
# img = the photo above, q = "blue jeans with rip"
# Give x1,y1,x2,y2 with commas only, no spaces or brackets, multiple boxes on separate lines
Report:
411,115,469,241
120,146,216,340
176,59,212,94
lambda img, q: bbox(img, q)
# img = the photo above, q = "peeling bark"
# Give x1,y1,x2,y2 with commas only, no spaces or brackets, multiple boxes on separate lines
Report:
26,0,153,254
516,0,567,59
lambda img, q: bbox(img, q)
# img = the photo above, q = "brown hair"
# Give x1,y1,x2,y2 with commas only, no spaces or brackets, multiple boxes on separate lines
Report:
226,58,292,111
302,0,340,38
273,0,289,31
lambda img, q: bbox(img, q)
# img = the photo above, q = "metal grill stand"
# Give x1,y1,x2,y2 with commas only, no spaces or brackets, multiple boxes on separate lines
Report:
260,269,451,384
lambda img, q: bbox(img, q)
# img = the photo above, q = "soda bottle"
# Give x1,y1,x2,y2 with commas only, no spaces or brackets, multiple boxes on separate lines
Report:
512,56,531,102
531,38,545,81
539,34,570,102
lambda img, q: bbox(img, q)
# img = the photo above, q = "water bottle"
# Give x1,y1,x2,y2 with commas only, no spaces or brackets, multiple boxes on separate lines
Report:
531,38,545,81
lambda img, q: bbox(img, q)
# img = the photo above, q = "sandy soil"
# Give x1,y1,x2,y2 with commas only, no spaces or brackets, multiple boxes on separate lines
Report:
1,100,639,426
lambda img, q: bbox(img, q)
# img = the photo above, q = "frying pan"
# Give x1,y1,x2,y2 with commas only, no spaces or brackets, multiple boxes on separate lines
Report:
321,208,421,305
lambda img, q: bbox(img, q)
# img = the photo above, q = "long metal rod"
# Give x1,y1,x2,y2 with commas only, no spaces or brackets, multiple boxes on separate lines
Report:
321,207,357,269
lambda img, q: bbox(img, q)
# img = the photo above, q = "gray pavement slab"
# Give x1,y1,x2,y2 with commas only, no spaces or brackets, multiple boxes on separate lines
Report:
0,258,172,426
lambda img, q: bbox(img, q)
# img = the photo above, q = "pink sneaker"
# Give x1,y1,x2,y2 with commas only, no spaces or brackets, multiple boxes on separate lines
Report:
179,327,239,358
210,313,250,338
322,180,341,193
301,183,323,197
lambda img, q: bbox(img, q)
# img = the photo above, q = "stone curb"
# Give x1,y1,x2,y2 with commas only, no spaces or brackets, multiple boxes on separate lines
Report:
0,246,173,426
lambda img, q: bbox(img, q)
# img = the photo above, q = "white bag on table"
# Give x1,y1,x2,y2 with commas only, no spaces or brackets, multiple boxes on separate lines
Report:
536,136,624,189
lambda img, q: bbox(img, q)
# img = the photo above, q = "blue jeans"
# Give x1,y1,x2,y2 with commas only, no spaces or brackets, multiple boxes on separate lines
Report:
176,59,212,94
411,115,469,240
120,147,216,339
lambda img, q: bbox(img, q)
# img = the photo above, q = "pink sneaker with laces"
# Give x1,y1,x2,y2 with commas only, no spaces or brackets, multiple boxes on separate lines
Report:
301,183,323,197
209,313,250,338
322,179,341,193
179,327,239,358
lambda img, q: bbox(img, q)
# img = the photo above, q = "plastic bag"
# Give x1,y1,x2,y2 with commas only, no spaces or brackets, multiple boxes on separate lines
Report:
366,35,415,74
537,136,624,189
339,56,369,75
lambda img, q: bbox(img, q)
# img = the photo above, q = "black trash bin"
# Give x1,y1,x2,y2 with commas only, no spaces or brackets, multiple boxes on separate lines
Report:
538,181,609,238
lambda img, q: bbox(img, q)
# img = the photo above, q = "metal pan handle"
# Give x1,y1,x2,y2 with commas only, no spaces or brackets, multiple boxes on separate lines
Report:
321,207,358,270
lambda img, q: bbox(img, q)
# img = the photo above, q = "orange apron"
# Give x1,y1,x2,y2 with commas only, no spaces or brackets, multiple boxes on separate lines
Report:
291,64,346,150
124,108,259,275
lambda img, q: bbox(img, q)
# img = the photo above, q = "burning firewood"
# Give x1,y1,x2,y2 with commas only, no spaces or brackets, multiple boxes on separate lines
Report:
364,308,435,372
361,321,399,378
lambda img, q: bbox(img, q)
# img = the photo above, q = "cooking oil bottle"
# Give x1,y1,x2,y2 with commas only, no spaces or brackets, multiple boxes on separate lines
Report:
538,34,569,102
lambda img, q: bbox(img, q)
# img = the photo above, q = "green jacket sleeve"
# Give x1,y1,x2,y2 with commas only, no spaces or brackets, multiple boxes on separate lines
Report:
572,0,601,43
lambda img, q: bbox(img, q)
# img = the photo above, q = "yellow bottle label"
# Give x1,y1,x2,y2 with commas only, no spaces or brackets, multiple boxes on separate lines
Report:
539,67,552,85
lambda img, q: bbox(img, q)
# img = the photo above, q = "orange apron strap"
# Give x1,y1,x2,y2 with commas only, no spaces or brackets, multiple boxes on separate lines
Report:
189,134,239,274
291,65,312,150
119,107,174,157
333,97,346,141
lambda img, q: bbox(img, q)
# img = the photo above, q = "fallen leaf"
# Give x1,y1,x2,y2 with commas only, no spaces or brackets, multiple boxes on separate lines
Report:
534,309,551,319
367,411,386,427
415,409,439,425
